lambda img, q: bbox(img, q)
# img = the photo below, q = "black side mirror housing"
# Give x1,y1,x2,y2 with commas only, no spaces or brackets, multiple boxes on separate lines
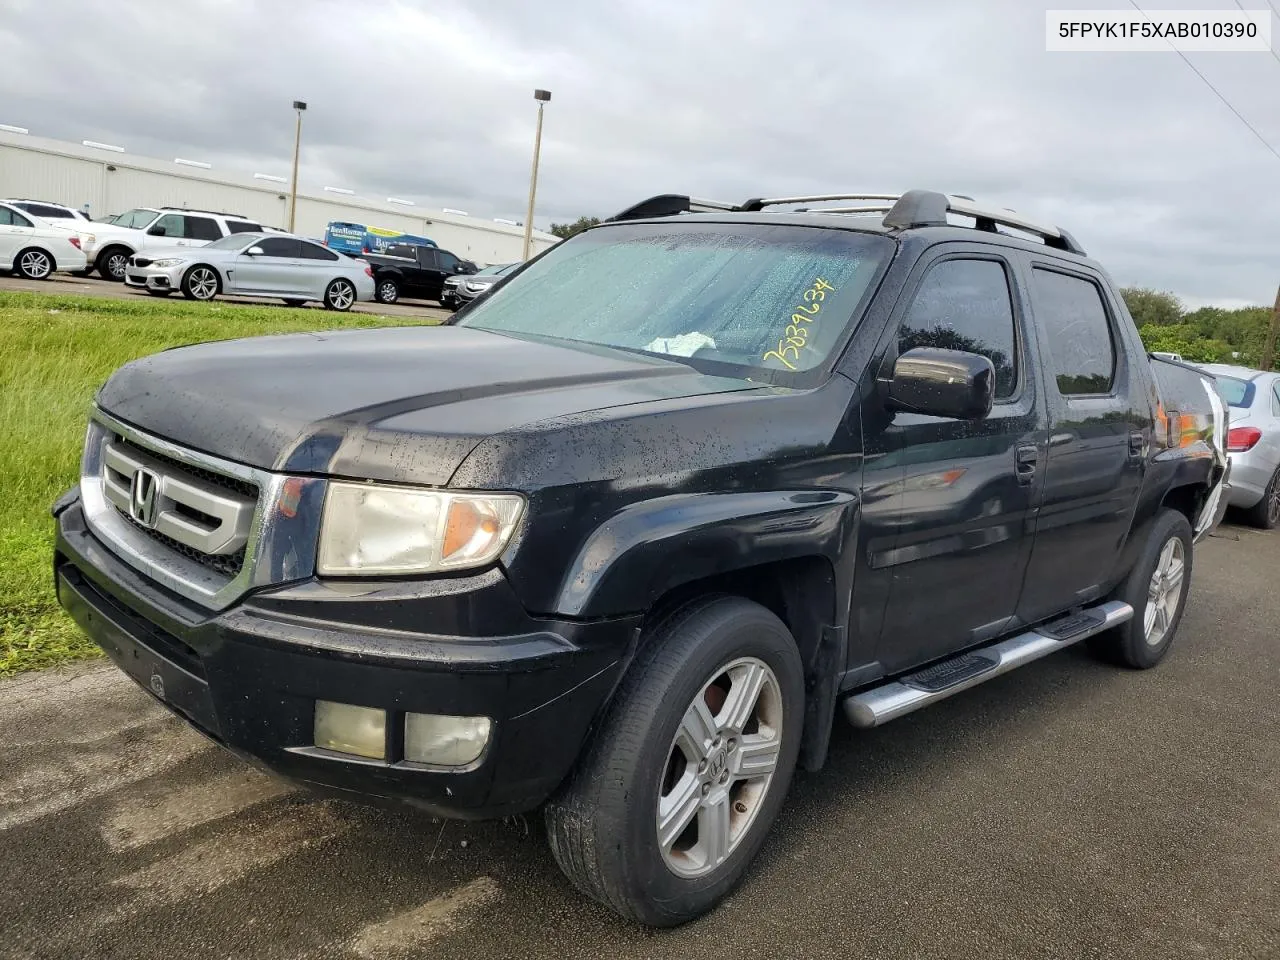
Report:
148,225,166,236
887,347,995,420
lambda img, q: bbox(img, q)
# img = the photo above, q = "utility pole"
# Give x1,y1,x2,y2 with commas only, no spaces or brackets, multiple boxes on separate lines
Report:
1261,284,1280,371
288,100,307,233
522,89,551,261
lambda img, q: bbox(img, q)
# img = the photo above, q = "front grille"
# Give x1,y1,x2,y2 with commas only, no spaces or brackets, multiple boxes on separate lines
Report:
121,513,247,577
115,437,258,500
130,257,152,267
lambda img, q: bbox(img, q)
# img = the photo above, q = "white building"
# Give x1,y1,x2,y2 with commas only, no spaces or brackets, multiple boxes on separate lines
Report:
0,129,558,264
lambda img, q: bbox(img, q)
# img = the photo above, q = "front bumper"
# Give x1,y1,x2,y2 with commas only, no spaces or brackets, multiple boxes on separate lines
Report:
124,262,185,292
55,497,638,818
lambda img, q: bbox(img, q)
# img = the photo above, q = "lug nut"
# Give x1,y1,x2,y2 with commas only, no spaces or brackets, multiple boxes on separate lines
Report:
698,759,707,773
701,782,711,796
727,738,736,750
719,772,729,785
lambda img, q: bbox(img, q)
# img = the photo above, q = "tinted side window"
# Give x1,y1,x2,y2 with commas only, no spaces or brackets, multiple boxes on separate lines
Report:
184,216,221,241
436,250,459,272
257,237,301,257
899,258,1019,398
0,207,13,226
385,244,418,259
1272,382,1280,416
151,213,184,237
299,241,339,261
225,220,262,234
23,203,70,218
1033,269,1116,395
417,248,439,269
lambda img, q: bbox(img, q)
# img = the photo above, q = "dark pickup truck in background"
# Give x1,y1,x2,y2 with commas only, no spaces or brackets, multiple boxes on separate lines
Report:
53,189,1227,927
360,241,477,304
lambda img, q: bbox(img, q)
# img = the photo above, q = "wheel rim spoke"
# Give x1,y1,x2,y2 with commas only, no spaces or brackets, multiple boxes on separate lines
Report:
657,771,702,850
1143,601,1158,638
697,791,732,868
734,734,780,779
676,697,717,760
720,661,767,733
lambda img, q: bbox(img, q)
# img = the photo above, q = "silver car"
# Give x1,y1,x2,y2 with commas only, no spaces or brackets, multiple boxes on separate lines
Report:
124,232,374,311
1197,363,1280,527
440,262,518,310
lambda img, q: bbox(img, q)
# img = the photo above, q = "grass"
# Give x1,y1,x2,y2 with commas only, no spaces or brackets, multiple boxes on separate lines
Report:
0,291,435,675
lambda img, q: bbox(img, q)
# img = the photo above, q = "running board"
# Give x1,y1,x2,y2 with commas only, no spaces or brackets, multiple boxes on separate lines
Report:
842,600,1133,729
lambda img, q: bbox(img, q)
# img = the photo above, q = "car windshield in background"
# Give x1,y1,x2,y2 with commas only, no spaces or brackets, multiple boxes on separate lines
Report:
109,209,158,229
201,233,261,251
456,223,891,378
475,264,506,276
1212,374,1254,408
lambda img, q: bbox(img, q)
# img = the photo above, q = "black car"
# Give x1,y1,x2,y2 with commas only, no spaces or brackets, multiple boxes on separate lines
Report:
440,262,518,310
53,188,1228,927
361,242,476,304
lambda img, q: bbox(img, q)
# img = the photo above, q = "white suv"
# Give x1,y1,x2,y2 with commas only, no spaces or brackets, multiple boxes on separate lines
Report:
86,207,266,281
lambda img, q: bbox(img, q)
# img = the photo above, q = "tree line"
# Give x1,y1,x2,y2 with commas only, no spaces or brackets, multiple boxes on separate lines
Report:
1122,287,1275,368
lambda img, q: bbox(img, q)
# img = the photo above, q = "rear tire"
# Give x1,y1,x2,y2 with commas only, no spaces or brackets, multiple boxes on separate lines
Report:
180,265,220,301
324,278,356,311
96,246,130,282
375,278,399,304
1242,465,1280,529
1089,507,1192,669
15,247,54,280
544,596,804,926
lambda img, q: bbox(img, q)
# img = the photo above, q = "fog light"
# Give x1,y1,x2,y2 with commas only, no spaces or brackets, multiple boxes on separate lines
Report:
314,701,386,760
404,713,491,766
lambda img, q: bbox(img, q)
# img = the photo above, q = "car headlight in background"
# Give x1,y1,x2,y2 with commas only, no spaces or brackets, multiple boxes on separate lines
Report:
316,482,524,575
150,258,186,268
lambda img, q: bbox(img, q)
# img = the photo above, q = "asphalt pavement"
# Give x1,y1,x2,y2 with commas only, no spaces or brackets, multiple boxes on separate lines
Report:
2,524,1277,960
0,273,451,321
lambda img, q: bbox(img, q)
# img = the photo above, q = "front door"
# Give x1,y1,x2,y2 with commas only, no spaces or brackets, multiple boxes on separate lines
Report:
862,249,1046,674
1015,262,1150,622
232,237,302,295
0,206,31,266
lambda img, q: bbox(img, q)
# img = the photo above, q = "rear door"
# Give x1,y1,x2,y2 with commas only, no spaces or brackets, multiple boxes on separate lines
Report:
1015,262,1150,622
182,215,223,246
0,205,33,266
863,246,1047,672
233,237,302,294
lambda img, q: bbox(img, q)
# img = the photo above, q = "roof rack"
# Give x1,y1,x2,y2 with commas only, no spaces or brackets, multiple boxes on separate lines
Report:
607,190,1085,255
158,206,250,219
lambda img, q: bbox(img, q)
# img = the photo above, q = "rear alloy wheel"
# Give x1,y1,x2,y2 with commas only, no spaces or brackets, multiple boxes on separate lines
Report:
15,248,53,280
97,247,130,282
324,278,356,311
375,279,400,304
181,265,220,301
545,596,804,926
1243,465,1280,529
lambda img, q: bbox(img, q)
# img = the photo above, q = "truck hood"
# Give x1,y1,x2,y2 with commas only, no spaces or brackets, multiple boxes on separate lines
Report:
96,326,759,485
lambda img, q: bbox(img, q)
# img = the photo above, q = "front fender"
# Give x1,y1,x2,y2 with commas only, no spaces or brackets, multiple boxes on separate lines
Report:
553,490,858,618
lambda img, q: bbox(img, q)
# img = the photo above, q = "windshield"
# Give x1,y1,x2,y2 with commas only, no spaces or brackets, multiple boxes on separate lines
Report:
108,208,158,229
456,223,890,377
1212,374,1255,408
475,263,515,277
202,233,261,251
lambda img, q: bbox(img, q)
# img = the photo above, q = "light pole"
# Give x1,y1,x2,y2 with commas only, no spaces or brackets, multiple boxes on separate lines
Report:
522,89,551,261
288,100,307,233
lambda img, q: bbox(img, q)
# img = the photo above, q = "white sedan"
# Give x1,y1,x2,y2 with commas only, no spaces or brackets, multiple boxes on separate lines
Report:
0,200,88,279
123,232,375,310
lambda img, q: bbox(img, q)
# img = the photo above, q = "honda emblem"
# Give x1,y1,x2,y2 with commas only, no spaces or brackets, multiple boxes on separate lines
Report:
130,469,160,527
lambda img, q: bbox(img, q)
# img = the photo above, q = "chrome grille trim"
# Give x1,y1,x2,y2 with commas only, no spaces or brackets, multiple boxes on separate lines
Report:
79,407,325,610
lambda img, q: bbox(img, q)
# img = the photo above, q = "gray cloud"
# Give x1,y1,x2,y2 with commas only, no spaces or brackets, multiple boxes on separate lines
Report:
2,0,1278,305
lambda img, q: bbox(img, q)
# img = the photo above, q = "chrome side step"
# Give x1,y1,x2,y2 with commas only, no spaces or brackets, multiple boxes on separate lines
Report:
842,600,1133,729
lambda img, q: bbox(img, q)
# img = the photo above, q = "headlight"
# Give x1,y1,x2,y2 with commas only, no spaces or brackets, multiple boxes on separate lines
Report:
151,258,185,268
316,482,524,576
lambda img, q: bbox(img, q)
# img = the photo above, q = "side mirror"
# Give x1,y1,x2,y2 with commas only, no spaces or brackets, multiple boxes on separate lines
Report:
245,246,264,256
887,347,995,420
147,225,166,236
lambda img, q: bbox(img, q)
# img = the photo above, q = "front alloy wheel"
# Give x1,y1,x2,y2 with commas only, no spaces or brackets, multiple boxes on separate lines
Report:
17,249,53,280
658,657,783,878
182,266,219,301
100,249,129,281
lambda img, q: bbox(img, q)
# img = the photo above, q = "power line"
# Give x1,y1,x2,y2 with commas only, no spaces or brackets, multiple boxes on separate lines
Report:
1127,0,1280,165
1231,0,1280,67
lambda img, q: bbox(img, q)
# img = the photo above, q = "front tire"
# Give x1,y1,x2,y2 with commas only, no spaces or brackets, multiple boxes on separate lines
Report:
15,248,54,280
180,265,220,301
324,278,356,311
545,596,804,926
96,246,130,282
1243,465,1280,529
1090,507,1192,669
375,278,399,304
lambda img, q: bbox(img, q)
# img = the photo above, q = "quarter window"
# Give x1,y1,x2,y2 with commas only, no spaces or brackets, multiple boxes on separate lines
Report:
1033,269,1117,396
0,207,33,227
225,220,263,234
899,258,1019,399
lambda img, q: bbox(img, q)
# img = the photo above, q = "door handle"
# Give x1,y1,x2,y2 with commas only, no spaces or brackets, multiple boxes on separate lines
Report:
1015,444,1038,485
1128,431,1146,459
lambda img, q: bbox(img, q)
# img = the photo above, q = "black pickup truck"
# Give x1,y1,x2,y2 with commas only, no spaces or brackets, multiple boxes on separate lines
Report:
53,189,1228,926
360,242,477,304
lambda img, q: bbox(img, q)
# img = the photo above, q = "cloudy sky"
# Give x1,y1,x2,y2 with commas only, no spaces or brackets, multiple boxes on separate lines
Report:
2,0,1278,306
